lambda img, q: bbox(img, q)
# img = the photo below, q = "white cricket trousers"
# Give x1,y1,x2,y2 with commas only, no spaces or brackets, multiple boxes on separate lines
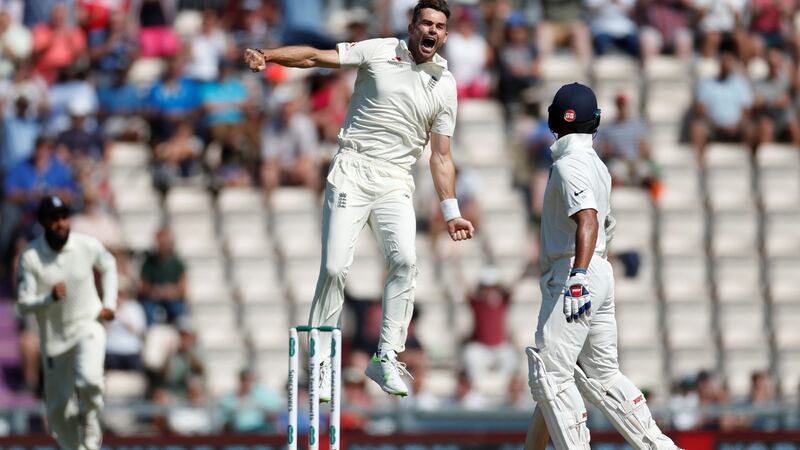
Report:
43,320,106,450
309,150,417,355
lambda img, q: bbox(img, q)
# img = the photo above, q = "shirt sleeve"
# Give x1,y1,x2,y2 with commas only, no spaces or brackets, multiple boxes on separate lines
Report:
16,252,53,315
432,80,457,136
554,161,598,217
90,237,118,311
337,39,383,68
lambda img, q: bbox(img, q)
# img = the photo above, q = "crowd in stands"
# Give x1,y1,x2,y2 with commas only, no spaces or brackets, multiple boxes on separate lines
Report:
0,0,799,436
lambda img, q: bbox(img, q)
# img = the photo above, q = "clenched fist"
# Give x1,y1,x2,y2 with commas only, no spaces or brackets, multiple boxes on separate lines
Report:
447,218,475,241
244,48,267,72
52,282,66,301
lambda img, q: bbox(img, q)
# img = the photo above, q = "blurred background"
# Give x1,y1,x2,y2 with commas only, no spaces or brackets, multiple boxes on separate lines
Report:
0,0,799,447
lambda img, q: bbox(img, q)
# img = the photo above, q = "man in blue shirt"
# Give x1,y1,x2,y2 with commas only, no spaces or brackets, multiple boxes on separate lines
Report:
148,58,201,141
1,96,41,174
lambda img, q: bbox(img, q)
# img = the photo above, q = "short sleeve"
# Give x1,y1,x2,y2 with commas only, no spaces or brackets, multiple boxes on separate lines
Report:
554,161,597,217
432,81,457,136
337,39,384,68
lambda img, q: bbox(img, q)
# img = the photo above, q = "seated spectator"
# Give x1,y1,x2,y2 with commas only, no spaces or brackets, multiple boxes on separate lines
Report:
696,370,734,430
47,66,99,135
405,352,443,411
0,8,32,79
97,68,150,142
749,0,794,57
689,44,754,157
159,318,205,400
752,47,800,147
219,369,281,433
585,0,639,57
669,377,700,430
105,282,147,372
732,370,780,431
1,95,41,174
139,227,187,325
445,6,492,99
31,4,87,84
523,118,555,221
201,59,249,150
454,370,491,411
536,0,592,66
148,57,201,142
692,0,749,59
55,97,107,162
70,190,124,251
429,166,480,249
87,10,138,88
154,120,203,191
260,92,320,198
130,0,181,58
598,93,660,194
167,375,213,435
186,10,229,82
639,0,694,60
497,13,539,118
462,268,516,386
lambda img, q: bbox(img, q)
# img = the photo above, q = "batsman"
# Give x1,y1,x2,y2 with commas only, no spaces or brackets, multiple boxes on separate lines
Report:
524,83,680,450
244,0,473,400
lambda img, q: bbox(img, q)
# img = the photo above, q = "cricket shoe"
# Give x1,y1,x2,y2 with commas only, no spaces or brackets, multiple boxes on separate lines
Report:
365,351,410,397
80,410,102,450
318,358,332,403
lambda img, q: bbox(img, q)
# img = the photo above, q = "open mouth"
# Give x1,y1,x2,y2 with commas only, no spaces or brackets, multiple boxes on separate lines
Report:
422,37,436,52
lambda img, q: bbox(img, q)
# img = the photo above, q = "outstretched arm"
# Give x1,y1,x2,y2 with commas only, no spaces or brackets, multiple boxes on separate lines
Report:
244,46,340,71
429,133,474,241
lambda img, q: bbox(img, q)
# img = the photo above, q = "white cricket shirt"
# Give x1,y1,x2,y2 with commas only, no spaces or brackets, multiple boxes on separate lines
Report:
336,38,458,171
540,133,611,272
16,232,118,356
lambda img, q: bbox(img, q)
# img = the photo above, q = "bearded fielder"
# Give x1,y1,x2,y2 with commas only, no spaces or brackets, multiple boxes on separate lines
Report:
524,83,679,450
16,196,117,450
244,0,473,400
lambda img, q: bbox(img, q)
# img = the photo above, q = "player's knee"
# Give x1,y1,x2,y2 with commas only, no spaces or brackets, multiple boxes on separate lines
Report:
387,248,416,274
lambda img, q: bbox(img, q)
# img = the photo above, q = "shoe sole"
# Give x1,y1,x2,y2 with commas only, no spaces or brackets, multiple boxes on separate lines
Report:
365,363,408,397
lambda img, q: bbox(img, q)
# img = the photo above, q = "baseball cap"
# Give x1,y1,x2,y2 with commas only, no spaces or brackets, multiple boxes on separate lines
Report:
37,195,71,220
547,82,601,135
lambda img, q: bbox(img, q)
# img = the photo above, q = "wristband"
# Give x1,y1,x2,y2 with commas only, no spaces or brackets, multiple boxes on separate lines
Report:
440,198,461,222
570,268,587,276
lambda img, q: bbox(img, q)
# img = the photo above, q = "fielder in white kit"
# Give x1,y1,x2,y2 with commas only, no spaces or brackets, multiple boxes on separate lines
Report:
244,0,474,400
16,196,117,450
524,83,679,450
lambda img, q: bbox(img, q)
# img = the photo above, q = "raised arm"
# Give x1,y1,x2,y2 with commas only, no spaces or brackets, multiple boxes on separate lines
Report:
429,133,474,241
244,46,340,71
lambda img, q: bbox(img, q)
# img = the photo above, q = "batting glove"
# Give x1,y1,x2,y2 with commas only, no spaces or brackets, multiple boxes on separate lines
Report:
563,268,591,323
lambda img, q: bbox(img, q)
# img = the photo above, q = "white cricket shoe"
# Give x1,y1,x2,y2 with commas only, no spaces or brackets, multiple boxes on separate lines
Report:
318,358,332,403
365,351,410,397
80,410,102,450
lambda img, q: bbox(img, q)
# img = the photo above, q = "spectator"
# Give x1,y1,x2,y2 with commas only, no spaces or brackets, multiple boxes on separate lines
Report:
139,227,187,325
669,377,701,430
47,66,99,135
4,61,49,116
160,318,205,399
1,95,41,174
639,0,694,60
689,44,754,157
454,370,491,410
585,0,640,57
522,118,555,220
406,353,443,411
31,4,87,84
87,9,138,87
105,282,147,372
130,0,180,58
462,267,516,386
186,10,229,82
536,0,592,66
749,0,794,56
0,8,32,79
55,97,107,162
497,13,539,118
692,0,750,59
598,93,660,194
153,120,203,191
167,376,213,434
219,369,281,433
752,47,800,147
70,190,123,251
148,57,201,141
260,92,320,198
201,58,249,149
696,370,731,430
445,6,492,99
742,370,780,431
97,68,150,141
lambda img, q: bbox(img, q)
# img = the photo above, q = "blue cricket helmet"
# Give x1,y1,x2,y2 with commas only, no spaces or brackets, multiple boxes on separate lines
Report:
547,82,601,136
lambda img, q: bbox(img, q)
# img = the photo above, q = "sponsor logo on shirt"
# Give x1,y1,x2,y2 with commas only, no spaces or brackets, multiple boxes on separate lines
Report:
633,394,645,405
574,189,587,197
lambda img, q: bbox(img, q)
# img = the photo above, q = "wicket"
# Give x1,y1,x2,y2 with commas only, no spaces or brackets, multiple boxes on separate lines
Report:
288,326,342,450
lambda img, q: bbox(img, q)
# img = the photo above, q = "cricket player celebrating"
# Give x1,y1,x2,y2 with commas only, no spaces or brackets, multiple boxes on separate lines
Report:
244,0,473,399
16,196,117,450
525,83,679,450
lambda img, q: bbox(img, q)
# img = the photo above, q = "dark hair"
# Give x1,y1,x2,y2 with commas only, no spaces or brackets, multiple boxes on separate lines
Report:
412,0,450,25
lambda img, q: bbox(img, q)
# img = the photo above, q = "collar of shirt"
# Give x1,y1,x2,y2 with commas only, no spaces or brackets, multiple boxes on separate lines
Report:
398,39,449,69
549,133,595,161
39,232,75,257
